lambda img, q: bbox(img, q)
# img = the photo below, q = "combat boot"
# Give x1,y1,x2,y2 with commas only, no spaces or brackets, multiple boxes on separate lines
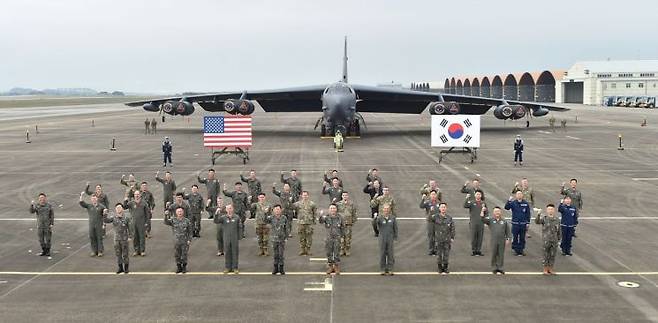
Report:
182,263,187,274
116,263,124,274
542,266,549,275
39,247,46,256
548,266,555,275
258,248,264,256
45,248,51,256
272,264,278,275
345,249,351,256
306,248,312,256
299,249,305,256
123,264,129,274
263,248,269,256
334,263,340,275
176,263,182,274
279,264,285,275
326,264,333,274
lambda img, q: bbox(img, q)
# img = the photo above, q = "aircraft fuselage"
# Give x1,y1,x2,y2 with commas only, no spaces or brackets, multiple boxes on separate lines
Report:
320,82,357,135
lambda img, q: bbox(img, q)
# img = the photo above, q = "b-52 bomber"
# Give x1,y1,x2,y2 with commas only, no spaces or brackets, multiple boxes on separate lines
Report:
126,37,567,137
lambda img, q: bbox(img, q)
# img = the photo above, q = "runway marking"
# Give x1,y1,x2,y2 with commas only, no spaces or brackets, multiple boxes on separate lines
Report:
309,257,328,262
304,277,333,292
1,271,658,276
566,136,581,140
538,130,552,134
2,217,657,222
632,178,658,181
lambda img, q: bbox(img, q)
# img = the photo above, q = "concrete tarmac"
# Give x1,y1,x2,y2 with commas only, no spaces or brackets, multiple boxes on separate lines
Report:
1,103,657,322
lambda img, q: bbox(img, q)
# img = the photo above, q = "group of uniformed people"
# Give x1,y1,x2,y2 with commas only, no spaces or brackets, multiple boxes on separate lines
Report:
30,166,583,276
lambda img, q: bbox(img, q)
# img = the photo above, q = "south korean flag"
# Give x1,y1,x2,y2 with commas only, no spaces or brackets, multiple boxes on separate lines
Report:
431,115,480,148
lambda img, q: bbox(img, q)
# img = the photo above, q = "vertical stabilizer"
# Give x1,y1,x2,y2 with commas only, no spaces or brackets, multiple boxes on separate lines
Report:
342,36,348,83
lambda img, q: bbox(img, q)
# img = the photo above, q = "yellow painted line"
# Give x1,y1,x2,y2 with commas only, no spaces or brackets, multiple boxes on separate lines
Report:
1,271,658,276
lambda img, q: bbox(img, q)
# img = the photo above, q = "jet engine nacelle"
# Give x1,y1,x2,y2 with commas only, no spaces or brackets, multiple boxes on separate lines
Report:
224,99,255,115
143,102,160,112
162,100,176,114
429,101,460,115
509,105,527,120
237,100,255,115
532,107,549,117
493,104,516,120
174,100,195,116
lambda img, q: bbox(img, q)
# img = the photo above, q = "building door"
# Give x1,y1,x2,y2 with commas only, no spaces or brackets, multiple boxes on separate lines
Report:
563,81,584,103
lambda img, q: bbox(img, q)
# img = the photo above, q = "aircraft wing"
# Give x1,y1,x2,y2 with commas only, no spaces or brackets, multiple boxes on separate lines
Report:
351,84,568,115
124,85,327,112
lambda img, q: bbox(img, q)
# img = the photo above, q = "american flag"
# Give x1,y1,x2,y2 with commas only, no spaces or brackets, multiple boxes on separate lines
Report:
203,115,252,148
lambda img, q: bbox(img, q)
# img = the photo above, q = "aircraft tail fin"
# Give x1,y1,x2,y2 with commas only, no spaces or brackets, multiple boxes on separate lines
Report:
342,36,348,83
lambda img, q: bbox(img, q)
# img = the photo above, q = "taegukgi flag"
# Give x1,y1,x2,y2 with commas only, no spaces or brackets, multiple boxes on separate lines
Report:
431,115,480,148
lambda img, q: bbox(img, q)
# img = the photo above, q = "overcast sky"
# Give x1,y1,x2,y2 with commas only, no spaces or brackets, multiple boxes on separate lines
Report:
1,0,657,93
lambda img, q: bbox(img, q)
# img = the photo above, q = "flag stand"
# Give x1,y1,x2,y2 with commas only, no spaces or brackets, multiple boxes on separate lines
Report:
438,147,477,164
211,147,250,165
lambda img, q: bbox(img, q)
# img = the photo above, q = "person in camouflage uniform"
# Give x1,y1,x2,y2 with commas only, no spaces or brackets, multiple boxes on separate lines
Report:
482,206,511,274
420,190,441,256
240,170,262,206
363,179,383,237
164,207,193,274
251,193,272,256
223,182,249,238
281,169,302,198
366,168,383,186
156,171,177,209
218,204,243,273
511,178,535,209
138,182,155,238
419,179,442,202
151,117,157,134
122,190,151,257
265,205,290,275
323,169,343,187
319,205,345,275
120,174,139,202
167,192,191,219
431,202,455,274
375,204,397,275
292,191,317,256
535,204,561,275
104,203,132,274
273,182,297,238
337,191,357,256
322,178,344,204
208,197,227,256
464,191,487,256
184,185,205,237
460,178,485,201
198,169,220,215
79,192,107,257
29,193,54,257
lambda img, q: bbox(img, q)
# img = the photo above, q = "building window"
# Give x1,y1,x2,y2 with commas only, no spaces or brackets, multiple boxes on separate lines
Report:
640,73,655,77
619,73,634,78
626,83,632,88
639,83,644,88
597,74,612,78
611,83,616,88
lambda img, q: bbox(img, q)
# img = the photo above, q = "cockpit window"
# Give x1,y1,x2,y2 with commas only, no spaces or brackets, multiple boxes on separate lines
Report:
327,84,353,95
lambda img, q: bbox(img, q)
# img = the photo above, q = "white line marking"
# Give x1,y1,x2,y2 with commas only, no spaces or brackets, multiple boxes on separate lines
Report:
1,271,658,276
309,258,328,262
632,178,658,181
3,217,656,222
538,130,551,134
566,136,581,140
